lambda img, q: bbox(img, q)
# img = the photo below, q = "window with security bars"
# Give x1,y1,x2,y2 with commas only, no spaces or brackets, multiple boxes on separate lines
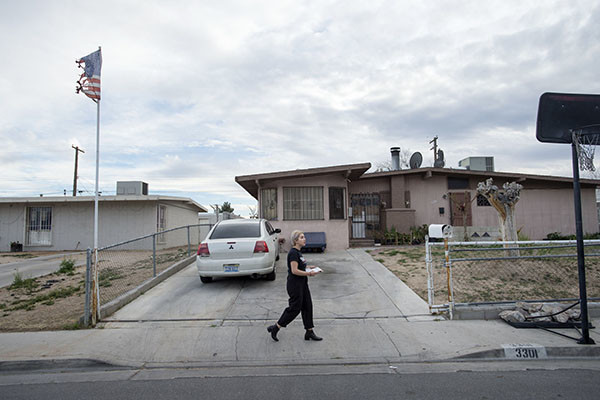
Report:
329,187,345,219
283,187,324,220
476,194,491,206
260,188,278,220
157,205,167,243
25,206,52,245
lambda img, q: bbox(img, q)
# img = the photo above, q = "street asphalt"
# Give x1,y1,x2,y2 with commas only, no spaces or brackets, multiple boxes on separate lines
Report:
0,248,599,372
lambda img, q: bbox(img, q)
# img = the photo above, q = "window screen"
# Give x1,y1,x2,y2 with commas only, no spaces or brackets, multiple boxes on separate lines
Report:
283,187,324,220
448,177,470,189
260,188,277,220
329,187,345,219
476,194,491,206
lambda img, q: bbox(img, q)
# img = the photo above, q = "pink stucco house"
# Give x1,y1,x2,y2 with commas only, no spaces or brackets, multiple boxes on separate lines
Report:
235,162,600,251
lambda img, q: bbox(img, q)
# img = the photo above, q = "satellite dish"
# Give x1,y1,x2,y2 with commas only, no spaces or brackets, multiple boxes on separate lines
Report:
409,152,423,169
434,149,445,168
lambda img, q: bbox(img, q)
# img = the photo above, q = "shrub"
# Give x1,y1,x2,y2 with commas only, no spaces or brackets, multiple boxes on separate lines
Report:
58,258,76,275
10,271,38,291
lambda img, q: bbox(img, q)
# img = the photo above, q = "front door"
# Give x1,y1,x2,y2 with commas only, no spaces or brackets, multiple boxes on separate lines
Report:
351,193,380,239
449,192,472,226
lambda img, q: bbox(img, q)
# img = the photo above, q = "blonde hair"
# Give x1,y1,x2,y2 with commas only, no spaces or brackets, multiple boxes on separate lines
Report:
290,230,304,246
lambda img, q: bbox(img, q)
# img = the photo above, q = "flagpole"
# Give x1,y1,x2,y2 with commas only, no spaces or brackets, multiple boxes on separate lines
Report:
92,46,101,325
92,97,100,324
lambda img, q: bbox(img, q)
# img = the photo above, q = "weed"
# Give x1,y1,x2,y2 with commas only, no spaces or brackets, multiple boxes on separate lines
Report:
58,258,76,274
62,321,82,330
9,271,38,292
376,258,385,263
99,268,123,287
1,253,35,259
6,285,81,311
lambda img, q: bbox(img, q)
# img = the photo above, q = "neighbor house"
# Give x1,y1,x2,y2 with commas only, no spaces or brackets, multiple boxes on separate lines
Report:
236,160,600,251
0,181,207,252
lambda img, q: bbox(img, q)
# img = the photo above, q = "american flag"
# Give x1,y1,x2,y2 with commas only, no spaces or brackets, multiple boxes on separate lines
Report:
76,49,102,102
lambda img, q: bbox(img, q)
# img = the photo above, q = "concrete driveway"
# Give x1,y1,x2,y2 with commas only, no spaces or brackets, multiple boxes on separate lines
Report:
106,249,431,322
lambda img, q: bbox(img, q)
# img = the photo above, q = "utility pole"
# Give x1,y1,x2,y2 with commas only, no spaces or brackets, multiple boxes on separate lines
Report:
72,145,85,196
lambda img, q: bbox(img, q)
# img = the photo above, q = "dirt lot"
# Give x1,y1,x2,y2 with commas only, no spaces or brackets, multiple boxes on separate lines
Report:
0,262,86,332
367,246,431,301
369,244,600,304
0,247,191,332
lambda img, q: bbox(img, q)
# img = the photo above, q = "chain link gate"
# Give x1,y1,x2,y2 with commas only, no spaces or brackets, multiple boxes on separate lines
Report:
425,238,600,318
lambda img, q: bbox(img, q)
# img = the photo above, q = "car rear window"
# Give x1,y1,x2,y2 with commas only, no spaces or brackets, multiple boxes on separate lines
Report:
210,222,261,239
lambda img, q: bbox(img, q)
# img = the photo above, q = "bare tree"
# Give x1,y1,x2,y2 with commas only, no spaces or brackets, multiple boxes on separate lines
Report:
477,178,523,254
247,205,258,219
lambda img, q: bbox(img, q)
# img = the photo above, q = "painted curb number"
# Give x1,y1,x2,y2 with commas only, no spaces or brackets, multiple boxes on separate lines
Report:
502,344,548,359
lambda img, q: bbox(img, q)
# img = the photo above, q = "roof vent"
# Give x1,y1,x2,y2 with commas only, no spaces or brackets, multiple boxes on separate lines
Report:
458,157,494,172
116,181,148,196
390,147,401,171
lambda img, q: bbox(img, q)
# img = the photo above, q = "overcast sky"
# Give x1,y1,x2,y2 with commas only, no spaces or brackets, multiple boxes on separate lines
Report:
1,1,599,216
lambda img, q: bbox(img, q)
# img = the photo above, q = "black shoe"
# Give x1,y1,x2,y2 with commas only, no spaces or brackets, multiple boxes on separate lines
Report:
267,324,280,341
305,330,323,341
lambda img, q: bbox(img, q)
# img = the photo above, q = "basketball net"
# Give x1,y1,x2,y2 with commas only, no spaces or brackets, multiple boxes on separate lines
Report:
572,129,600,172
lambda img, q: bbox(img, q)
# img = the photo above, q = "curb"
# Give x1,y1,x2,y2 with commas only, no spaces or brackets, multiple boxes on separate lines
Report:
0,358,126,373
3,345,599,373
454,346,600,360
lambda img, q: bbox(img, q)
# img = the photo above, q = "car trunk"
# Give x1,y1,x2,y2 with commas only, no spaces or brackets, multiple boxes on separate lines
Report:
207,238,259,260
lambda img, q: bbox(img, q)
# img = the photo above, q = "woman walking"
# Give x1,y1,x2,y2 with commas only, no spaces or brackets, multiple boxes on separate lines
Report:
267,230,323,342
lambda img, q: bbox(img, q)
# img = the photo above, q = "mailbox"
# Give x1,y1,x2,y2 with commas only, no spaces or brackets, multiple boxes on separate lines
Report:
428,224,453,239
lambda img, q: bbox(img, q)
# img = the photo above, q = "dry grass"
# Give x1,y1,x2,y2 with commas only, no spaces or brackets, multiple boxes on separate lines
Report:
0,246,192,332
369,245,600,304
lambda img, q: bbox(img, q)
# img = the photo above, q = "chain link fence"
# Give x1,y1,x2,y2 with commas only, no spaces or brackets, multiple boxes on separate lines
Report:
426,239,600,312
84,224,212,323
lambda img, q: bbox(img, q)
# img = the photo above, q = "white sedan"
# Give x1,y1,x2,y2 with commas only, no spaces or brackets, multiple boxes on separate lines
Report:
196,218,281,283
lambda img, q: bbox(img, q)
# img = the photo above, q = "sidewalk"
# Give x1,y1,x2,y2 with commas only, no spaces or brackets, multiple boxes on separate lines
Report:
0,249,598,370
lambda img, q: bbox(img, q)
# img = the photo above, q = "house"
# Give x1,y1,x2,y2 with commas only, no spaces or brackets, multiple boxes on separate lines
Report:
236,161,600,251
0,189,207,252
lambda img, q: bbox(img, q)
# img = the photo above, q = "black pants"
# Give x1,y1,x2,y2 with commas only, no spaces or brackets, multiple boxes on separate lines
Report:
277,277,314,330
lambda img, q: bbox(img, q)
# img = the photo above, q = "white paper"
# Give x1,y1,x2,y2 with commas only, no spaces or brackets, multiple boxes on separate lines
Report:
307,267,322,273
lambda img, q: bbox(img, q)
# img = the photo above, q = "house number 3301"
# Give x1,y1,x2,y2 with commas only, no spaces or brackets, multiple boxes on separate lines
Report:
514,348,539,358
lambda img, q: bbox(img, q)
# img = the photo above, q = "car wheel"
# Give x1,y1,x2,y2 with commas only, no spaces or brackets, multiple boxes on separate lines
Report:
265,266,276,281
200,276,213,284
276,253,280,261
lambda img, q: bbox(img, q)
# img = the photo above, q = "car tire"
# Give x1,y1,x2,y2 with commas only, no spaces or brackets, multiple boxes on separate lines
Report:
200,276,213,284
276,253,280,261
266,266,276,281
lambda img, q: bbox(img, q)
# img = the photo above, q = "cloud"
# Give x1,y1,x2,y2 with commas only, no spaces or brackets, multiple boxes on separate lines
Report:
1,0,599,216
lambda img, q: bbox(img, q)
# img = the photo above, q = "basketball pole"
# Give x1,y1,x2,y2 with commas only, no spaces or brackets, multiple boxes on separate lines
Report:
571,139,595,345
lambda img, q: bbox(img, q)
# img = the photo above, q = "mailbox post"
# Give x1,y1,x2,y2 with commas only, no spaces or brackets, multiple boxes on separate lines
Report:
428,224,454,319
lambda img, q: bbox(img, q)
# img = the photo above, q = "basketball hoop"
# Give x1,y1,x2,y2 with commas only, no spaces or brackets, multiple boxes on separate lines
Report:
571,126,600,172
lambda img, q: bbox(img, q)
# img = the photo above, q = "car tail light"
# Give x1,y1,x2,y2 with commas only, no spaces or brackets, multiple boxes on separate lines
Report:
197,243,210,257
253,240,269,253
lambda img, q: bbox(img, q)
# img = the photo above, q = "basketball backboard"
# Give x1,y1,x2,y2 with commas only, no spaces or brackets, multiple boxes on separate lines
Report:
536,92,600,144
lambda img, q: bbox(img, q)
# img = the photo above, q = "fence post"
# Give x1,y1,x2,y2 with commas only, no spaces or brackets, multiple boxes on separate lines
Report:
153,233,157,277
444,237,454,320
425,235,433,311
84,248,91,327
187,225,191,256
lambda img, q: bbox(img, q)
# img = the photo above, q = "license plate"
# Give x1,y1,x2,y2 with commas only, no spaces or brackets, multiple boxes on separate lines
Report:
223,264,239,272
